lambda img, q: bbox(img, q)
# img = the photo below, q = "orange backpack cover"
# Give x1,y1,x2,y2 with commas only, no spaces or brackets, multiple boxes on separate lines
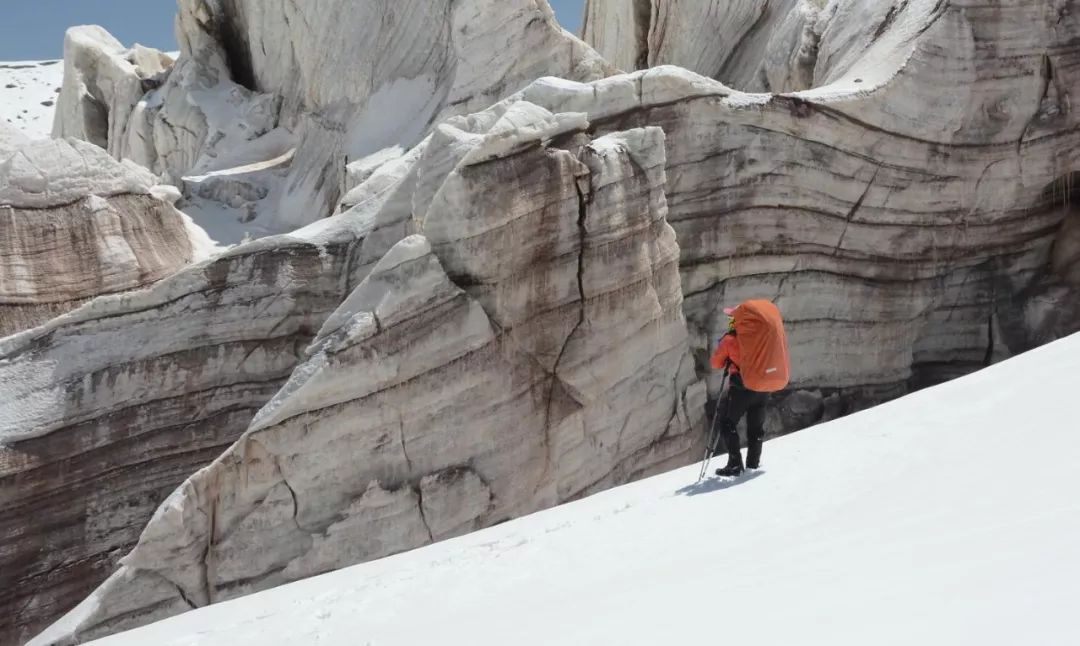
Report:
732,300,790,392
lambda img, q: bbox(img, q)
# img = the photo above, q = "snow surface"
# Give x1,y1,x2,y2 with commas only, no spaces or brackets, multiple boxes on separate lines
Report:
78,333,1080,646
0,59,63,138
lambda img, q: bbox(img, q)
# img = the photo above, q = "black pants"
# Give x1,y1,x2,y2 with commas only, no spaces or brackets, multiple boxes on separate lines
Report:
715,374,768,467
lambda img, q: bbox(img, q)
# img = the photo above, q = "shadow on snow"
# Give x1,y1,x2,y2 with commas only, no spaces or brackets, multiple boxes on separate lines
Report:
675,469,765,497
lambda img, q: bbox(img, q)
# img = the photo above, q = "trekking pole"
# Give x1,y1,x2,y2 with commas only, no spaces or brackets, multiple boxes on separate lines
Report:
697,371,729,481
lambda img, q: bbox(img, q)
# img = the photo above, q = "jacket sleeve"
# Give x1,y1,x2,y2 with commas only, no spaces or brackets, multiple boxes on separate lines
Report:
710,335,733,370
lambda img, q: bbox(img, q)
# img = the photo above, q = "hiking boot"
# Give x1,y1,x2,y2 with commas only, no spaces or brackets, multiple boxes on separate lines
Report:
715,433,744,477
746,438,762,470
715,464,745,477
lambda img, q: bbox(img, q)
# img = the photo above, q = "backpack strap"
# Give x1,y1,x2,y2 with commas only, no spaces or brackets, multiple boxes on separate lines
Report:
718,331,739,373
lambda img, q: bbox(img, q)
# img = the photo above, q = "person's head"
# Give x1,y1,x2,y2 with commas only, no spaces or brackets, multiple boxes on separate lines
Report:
724,306,737,332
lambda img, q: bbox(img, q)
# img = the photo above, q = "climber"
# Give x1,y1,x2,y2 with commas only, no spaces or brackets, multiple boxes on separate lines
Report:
709,300,790,477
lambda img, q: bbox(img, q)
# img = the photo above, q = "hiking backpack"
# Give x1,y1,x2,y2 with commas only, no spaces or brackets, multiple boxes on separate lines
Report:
731,300,790,392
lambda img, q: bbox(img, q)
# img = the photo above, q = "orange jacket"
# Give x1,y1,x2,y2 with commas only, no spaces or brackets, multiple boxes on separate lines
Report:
710,333,740,375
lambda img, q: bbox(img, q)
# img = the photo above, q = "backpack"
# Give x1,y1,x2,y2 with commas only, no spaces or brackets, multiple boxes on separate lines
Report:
730,300,790,392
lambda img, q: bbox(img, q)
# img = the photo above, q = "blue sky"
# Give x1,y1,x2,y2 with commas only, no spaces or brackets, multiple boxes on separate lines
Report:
0,0,586,61
551,0,586,33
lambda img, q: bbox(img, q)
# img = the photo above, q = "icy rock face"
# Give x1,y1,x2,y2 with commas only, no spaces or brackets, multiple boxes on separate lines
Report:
1014,172,1080,349
32,120,703,644
532,0,1080,413
51,26,173,155
1,2,612,636
51,18,280,190
18,0,1080,642
121,10,283,188
55,0,611,240
0,137,196,337
193,0,610,232
0,222,363,645
583,0,825,92
580,0,654,72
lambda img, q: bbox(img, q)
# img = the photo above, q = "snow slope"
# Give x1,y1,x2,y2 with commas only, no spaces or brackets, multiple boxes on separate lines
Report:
0,59,63,138
60,333,1080,646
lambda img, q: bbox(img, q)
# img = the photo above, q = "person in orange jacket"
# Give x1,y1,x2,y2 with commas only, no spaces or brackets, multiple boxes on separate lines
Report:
710,307,769,476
